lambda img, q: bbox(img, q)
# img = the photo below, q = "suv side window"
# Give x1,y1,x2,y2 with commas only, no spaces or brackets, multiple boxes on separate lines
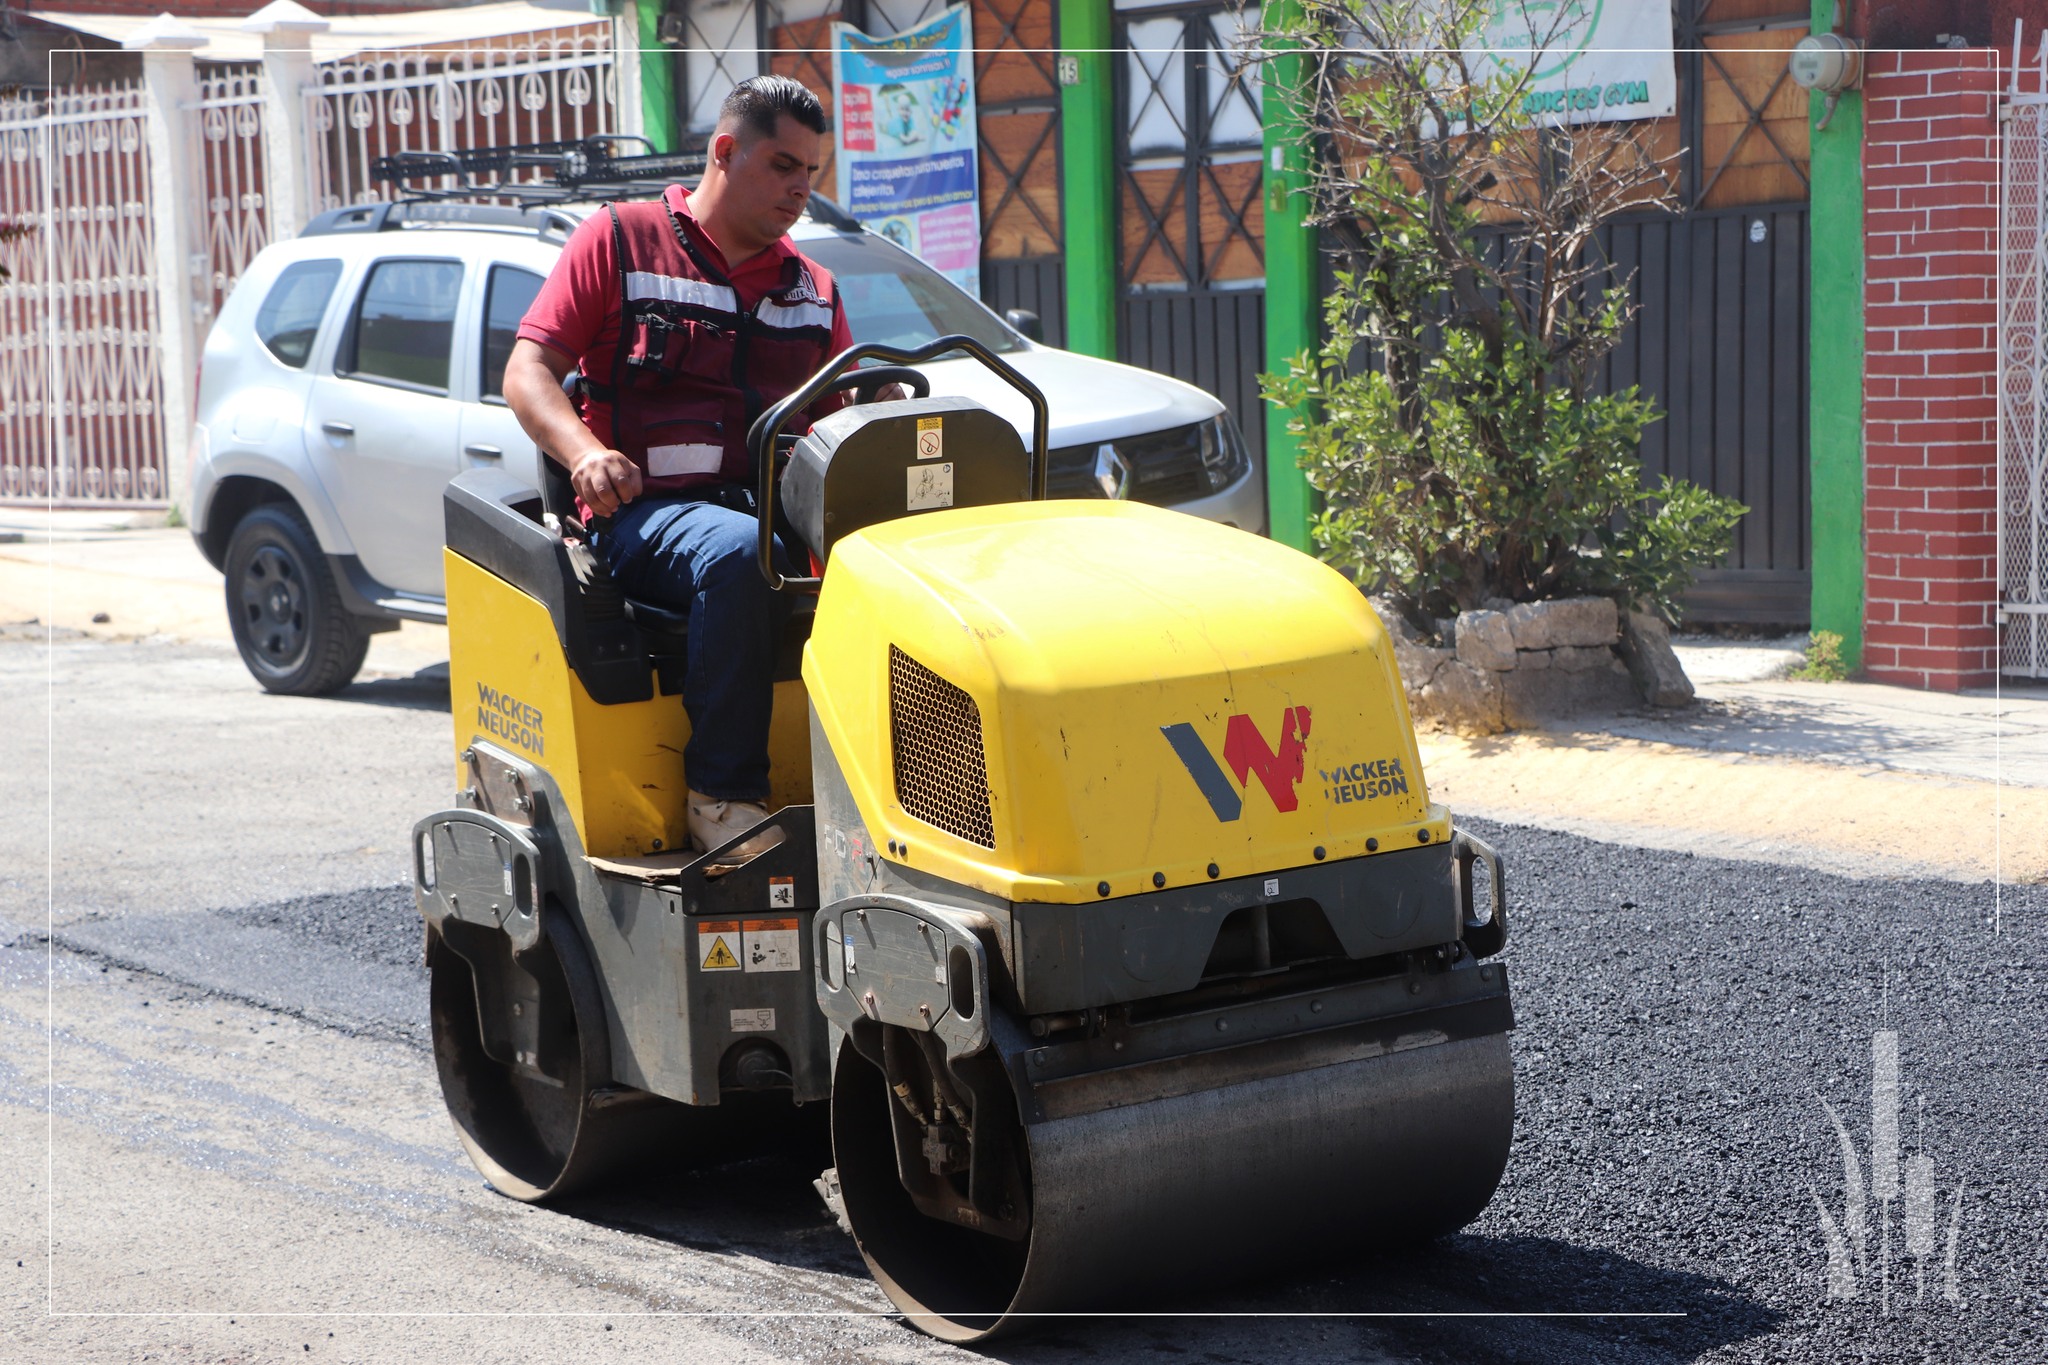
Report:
343,259,464,393
255,259,342,368
481,266,545,402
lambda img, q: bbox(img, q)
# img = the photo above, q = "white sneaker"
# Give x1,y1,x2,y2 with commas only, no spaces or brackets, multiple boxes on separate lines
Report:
686,791,786,861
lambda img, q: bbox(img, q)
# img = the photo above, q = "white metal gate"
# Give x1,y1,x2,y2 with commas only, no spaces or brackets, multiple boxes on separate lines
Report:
307,25,619,208
195,65,273,322
2003,45,2048,676
0,26,626,510
0,84,169,506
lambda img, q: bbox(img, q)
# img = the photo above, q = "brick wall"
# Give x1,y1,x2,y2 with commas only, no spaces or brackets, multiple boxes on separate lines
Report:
1861,49,2003,690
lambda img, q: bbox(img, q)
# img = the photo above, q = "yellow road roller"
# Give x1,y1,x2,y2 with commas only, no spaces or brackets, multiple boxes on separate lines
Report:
413,337,1513,1340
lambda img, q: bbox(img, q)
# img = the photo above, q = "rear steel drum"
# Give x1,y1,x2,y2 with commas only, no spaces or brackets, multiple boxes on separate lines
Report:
430,912,655,1201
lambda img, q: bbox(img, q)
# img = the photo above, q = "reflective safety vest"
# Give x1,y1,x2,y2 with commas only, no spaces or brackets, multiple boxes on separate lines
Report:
583,200,840,496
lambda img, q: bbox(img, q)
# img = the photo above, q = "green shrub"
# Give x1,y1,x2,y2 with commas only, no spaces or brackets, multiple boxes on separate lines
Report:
1266,294,1745,622
1790,629,1849,682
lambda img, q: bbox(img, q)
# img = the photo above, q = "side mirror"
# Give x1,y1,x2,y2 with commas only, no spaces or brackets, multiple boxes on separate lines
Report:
1003,308,1043,344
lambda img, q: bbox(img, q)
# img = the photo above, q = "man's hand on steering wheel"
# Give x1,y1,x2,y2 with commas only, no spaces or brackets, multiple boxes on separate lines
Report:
571,448,642,517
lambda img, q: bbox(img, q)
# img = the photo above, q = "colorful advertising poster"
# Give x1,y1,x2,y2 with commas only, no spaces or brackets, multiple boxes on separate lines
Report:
1467,0,1677,125
831,5,981,296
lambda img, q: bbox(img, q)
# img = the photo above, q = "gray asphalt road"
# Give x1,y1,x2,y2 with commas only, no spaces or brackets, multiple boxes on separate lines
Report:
5,632,2042,1362
1,625,452,931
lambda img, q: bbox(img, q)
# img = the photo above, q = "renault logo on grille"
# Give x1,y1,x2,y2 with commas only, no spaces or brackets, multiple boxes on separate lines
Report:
1093,443,1133,499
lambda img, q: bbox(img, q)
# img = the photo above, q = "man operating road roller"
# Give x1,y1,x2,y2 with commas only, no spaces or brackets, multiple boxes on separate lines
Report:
502,75,858,861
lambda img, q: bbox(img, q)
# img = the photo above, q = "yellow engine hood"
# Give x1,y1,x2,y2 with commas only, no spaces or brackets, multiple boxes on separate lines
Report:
804,500,1447,903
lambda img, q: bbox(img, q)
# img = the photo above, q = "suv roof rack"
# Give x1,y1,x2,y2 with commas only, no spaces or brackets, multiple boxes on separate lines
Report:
371,136,704,200
300,199,584,239
315,135,863,236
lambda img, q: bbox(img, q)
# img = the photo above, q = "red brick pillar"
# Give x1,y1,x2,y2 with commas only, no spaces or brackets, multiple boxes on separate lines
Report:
1860,50,2002,690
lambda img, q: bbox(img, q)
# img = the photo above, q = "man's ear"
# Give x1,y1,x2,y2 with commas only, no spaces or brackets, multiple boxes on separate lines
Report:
710,130,738,168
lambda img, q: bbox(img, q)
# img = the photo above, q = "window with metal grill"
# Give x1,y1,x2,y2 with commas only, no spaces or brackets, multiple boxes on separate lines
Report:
889,645,996,849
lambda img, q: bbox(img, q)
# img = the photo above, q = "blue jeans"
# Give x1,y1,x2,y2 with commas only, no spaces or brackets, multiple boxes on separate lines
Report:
595,493,794,801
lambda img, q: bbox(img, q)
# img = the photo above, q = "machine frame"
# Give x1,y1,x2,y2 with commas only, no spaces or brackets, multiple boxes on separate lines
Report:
412,339,1516,1340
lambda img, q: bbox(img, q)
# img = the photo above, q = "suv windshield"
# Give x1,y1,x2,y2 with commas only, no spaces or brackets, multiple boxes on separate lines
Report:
801,234,1023,355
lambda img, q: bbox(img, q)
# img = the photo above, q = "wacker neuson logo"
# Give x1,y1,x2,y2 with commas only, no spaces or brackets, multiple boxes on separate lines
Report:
1812,1029,1966,1312
1160,706,1312,820
476,682,545,756
1320,757,1410,806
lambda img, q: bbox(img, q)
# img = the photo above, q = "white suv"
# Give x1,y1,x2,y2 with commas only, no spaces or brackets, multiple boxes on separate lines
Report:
188,198,1265,694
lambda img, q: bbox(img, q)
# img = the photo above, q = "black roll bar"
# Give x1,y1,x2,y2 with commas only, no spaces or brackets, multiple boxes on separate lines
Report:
747,335,1051,592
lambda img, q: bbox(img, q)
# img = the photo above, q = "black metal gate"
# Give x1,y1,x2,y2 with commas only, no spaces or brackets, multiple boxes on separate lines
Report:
1112,0,1267,462
1599,205,1811,623
1649,1,1813,622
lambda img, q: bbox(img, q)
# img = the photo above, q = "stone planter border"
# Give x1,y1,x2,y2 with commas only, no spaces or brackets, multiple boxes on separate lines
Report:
1373,595,1694,734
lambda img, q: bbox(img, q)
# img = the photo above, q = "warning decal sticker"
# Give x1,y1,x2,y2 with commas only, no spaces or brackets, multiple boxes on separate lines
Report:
768,876,795,909
730,1008,776,1032
742,917,800,972
907,462,954,511
697,919,742,970
916,415,944,460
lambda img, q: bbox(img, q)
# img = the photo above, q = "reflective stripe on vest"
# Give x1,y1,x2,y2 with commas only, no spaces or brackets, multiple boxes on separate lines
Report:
624,270,833,333
757,296,834,331
623,271,738,313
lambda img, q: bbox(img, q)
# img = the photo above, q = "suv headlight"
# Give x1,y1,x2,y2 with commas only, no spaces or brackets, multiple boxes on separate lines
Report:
1049,414,1252,505
1194,413,1250,494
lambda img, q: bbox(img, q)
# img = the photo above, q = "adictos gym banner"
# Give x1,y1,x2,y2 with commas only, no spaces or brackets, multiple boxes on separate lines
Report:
831,5,981,296
1466,0,1677,125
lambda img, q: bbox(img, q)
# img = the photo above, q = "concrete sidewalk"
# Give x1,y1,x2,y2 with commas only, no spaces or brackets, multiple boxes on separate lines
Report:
0,512,448,678
3,509,2042,883
1406,633,2047,885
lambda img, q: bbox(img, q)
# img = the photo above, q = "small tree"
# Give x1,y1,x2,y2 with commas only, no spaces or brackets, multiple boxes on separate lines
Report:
1258,0,1744,622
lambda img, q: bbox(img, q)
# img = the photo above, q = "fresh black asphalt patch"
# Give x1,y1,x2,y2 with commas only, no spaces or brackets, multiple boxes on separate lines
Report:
1341,818,2046,1365
30,821,2046,1363
45,886,426,1042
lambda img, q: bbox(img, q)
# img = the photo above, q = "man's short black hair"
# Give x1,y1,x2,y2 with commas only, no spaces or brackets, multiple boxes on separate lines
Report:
720,75,827,140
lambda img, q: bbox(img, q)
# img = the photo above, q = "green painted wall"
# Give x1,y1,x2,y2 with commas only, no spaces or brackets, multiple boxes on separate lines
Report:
1808,0,1863,666
1058,0,1116,359
1260,1,1316,551
635,0,676,154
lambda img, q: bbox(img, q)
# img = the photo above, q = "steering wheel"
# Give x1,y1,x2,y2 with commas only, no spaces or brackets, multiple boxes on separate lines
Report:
837,364,931,406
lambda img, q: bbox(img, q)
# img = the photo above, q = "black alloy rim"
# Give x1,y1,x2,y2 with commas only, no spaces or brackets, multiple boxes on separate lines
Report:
240,541,308,671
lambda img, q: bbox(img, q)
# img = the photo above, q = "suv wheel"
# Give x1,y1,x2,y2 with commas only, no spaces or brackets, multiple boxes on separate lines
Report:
224,504,370,695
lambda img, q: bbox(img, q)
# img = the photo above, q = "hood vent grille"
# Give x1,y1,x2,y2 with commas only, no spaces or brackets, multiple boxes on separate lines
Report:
889,645,996,849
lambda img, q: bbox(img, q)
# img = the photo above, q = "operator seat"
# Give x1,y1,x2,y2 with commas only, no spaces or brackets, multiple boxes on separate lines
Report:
533,446,816,684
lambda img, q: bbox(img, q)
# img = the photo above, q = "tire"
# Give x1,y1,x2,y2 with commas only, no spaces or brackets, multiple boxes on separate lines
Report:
223,503,369,695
